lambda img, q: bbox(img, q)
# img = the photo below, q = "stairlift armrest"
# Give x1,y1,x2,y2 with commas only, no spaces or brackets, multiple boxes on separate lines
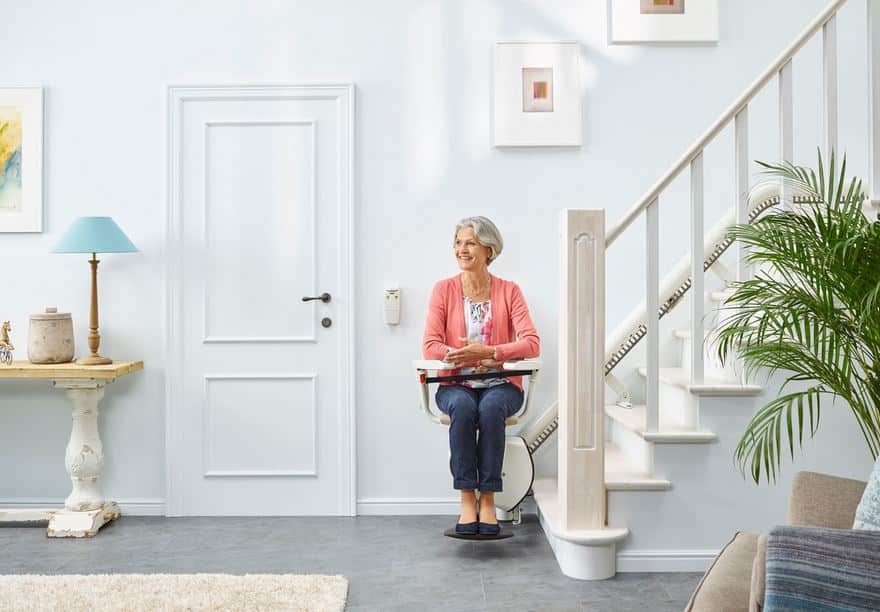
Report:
502,359,542,371
415,359,542,373
414,360,455,370
504,360,542,420
414,359,448,424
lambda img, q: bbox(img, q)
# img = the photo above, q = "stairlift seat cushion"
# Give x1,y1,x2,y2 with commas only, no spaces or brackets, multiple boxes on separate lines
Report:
853,455,880,530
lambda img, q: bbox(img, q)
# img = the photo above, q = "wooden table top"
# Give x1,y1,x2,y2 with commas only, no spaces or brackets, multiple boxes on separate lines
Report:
0,360,143,380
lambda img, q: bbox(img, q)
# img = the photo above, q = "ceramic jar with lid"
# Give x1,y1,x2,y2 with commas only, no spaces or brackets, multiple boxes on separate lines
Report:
28,307,75,364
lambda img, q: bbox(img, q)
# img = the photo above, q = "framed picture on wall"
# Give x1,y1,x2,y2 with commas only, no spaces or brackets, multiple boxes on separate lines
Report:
0,87,43,232
609,0,719,43
493,42,582,147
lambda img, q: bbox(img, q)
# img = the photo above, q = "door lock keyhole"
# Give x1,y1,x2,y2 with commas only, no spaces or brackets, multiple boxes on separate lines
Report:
321,317,332,328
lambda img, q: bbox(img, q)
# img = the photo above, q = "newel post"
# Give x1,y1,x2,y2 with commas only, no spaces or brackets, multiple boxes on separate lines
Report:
558,209,606,531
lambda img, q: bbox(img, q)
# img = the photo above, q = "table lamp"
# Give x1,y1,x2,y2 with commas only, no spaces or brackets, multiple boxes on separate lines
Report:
52,216,138,365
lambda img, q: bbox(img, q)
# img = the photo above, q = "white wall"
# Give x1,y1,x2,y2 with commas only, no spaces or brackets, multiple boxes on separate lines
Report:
1,0,874,554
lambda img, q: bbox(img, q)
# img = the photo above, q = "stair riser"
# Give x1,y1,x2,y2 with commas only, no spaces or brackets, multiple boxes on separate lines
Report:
609,419,652,475
658,382,699,430
679,335,737,381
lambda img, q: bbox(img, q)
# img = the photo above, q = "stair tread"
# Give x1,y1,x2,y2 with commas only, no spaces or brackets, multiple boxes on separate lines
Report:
710,289,735,302
606,403,648,433
637,366,762,396
605,404,718,442
673,328,715,339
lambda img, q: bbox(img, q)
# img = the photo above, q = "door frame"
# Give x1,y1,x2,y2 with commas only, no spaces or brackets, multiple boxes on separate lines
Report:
163,83,356,516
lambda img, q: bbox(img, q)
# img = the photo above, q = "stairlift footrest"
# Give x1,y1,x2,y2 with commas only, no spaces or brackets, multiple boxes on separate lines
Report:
443,528,514,541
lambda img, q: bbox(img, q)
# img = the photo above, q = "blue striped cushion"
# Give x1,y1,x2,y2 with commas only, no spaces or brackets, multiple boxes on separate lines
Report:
764,525,880,611
853,455,880,530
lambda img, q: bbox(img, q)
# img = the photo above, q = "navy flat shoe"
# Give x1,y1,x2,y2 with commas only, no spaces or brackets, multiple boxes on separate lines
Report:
455,521,479,536
478,521,501,536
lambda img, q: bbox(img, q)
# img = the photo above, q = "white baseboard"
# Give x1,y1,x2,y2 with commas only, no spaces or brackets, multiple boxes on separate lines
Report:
356,497,460,515
616,548,717,572
0,499,167,516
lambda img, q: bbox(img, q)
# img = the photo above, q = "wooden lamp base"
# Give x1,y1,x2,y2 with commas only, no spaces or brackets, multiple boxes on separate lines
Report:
76,354,113,366
78,254,113,367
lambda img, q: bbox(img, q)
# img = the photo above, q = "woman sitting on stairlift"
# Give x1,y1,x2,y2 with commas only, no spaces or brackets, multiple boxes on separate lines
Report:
422,216,540,536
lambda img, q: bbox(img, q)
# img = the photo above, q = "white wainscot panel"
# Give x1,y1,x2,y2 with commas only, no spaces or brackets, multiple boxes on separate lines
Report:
204,121,317,342
203,375,317,477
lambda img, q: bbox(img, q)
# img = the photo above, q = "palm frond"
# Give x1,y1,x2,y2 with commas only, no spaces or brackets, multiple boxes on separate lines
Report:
711,151,880,484
734,386,826,483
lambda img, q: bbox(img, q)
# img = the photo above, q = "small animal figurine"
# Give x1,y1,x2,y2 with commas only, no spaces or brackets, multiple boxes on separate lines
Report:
0,321,14,365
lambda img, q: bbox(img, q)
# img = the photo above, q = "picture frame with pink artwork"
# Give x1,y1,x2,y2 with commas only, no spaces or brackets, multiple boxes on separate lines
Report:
609,0,718,44
493,42,581,147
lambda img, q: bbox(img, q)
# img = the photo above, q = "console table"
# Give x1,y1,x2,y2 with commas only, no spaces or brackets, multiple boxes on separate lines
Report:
0,360,143,537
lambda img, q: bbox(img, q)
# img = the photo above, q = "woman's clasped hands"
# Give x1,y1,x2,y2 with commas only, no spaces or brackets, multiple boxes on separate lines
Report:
445,337,503,371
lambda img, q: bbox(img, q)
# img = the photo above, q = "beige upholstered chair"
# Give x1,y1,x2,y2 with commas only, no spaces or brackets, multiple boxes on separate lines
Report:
686,471,868,612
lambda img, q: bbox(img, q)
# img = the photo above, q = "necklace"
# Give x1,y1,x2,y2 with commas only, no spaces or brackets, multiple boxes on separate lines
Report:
462,275,491,298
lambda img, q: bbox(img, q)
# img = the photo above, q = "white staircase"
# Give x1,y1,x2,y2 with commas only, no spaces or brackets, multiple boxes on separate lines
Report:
527,0,880,580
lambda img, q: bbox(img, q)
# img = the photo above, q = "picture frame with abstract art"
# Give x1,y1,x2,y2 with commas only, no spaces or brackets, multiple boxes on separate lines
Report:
0,87,43,232
493,42,581,147
609,0,719,44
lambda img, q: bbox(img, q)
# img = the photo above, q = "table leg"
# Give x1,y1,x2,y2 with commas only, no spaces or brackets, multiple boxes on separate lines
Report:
46,379,120,537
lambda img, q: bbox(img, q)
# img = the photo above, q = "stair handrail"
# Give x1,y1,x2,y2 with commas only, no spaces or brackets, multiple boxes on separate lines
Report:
607,0,847,246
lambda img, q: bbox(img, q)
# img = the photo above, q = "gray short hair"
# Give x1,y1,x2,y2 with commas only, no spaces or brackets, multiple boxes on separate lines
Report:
454,216,504,265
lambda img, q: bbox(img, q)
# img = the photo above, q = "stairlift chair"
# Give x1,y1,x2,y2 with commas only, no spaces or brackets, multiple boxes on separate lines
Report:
414,359,542,525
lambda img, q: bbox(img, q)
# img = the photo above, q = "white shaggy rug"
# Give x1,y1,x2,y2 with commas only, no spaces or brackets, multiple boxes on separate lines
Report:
0,573,348,612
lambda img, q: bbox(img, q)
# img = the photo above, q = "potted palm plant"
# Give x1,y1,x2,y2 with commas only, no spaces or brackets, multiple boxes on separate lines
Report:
713,151,880,484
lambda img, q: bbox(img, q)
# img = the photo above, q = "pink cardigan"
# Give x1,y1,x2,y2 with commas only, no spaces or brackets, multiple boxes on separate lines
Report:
422,274,540,390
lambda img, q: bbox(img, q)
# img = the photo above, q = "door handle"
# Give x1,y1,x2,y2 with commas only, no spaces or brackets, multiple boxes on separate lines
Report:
302,292,331,303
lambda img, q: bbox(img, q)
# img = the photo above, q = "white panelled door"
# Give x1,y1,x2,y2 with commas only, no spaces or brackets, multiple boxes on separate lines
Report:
167,85,354,516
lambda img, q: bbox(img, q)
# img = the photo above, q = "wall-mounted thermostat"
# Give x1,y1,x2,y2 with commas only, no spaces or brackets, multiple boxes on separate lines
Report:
384,283,401,325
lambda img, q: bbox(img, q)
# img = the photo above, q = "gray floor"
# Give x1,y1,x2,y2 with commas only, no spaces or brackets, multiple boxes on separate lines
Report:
0,514,700,611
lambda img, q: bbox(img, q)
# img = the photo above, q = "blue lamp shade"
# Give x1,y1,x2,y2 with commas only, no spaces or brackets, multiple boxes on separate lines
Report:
52,216,138,254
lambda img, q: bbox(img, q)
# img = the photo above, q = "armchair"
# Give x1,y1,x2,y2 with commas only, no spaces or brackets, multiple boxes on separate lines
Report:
686,471,871,612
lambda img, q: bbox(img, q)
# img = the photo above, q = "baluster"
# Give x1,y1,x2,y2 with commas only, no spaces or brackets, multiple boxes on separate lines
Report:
779,60,794,209
824,15,839,157
645,198,659,433
735,107,749,282
691,153,704,385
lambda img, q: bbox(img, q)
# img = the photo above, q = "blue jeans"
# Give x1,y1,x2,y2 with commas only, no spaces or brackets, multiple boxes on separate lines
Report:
435,383,524,492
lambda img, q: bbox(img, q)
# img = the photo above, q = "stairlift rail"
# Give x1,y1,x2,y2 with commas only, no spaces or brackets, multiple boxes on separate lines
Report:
522,188,798,453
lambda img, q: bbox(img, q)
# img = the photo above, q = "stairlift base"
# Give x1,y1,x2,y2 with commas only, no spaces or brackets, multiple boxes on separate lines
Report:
496,505,522,524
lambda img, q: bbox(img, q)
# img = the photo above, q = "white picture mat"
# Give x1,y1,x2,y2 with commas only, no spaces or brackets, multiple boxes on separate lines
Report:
493,42,581,147
610,0,719,43
0,87,42,232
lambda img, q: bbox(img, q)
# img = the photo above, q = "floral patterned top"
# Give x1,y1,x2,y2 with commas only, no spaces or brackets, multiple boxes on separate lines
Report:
459,297,507,388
